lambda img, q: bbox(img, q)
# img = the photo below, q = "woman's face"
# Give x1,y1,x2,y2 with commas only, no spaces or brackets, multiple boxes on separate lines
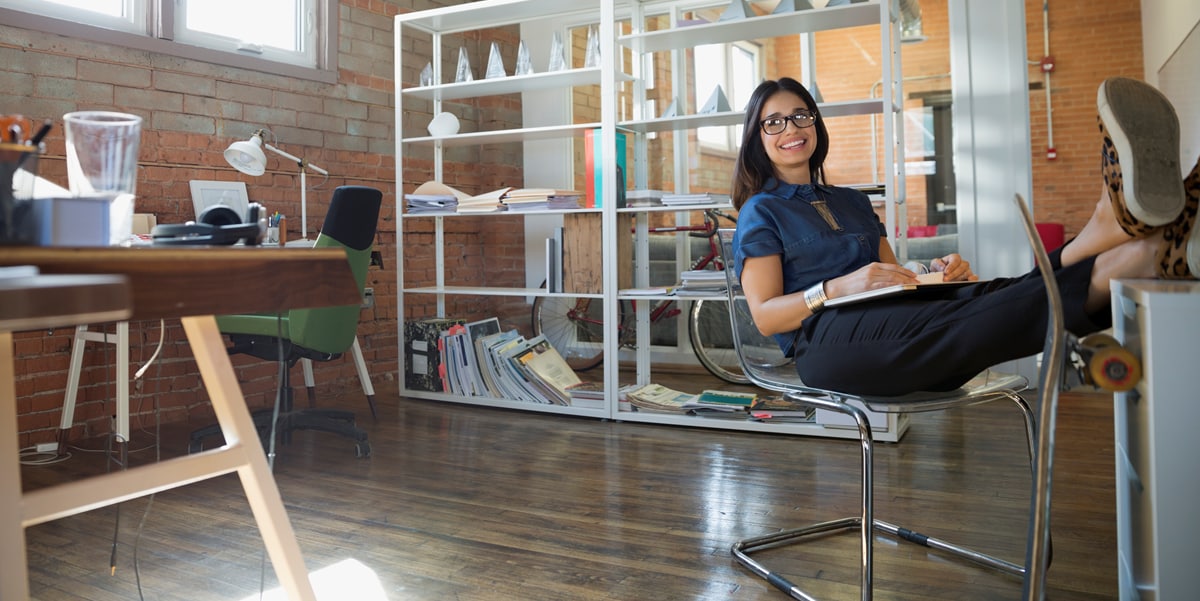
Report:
758,89,817,184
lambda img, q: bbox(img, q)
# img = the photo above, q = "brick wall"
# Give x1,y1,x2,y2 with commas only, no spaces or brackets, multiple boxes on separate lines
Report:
1,0,521,446
2,0,1150,446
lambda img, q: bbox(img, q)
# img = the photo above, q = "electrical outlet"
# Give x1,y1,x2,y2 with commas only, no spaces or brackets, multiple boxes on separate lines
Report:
361,287,375,309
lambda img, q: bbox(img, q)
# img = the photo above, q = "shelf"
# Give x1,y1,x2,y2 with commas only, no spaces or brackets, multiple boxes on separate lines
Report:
619,99,885,134
618,202,734,213
396,0,600,34
403,68,607,101
614,409,909,442
406,286,603,299
620,1,881,53
402,208,602,218
402,122,600,147
404,389,610,417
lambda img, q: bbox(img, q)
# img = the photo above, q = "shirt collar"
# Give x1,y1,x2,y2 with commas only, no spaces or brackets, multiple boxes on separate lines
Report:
762,177,831,200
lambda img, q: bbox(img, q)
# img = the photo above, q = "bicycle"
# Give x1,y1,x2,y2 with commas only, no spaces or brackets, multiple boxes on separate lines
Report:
531,208,750,384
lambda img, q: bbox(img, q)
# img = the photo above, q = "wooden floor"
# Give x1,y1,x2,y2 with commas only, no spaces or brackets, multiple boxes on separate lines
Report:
21,378,1118,601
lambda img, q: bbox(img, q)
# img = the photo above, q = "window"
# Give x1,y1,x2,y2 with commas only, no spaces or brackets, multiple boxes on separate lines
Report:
0,0,334,81
694,41,761,151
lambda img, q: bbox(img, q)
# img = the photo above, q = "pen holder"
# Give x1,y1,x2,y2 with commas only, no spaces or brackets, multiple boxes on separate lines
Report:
0,143,39,244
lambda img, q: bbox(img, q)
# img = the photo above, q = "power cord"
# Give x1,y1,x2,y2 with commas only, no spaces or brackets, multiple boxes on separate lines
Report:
17,443,71,465
130,327,164,601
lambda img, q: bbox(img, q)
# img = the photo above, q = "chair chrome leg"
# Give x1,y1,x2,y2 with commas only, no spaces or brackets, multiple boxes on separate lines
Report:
731,390,1040,600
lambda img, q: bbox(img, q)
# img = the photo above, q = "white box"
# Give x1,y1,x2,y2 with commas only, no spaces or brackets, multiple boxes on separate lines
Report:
30,196,111,246
815,399,890,431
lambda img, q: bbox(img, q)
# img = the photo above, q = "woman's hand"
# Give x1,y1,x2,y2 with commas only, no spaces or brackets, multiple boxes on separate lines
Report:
929,254,979,282
825,262,920,299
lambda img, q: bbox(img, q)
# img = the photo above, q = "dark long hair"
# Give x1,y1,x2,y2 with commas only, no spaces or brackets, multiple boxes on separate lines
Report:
730,77,829,209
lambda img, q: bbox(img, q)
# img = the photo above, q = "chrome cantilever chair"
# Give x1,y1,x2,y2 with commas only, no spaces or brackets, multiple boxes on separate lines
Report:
720,194,1064,601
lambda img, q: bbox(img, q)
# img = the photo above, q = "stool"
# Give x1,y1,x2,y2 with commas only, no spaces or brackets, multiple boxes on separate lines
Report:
60,322,130,450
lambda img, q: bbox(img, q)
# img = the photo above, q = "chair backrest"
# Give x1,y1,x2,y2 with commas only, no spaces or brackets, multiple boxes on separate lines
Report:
287,185,383,355
1013,192,1065,599
717,229,807,394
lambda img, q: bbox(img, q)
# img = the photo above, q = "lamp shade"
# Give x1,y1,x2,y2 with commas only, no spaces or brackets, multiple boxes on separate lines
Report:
224,133,267,176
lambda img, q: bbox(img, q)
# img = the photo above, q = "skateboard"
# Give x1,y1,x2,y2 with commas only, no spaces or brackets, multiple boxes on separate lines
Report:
1072,333,1142,392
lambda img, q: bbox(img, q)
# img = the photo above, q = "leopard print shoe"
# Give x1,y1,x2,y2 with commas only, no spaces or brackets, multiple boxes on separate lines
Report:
1157,157,1200,279
1098,77,1186,237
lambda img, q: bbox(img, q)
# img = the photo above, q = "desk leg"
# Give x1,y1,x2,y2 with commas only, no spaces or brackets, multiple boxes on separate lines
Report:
181,316,317,601
1,331,32,600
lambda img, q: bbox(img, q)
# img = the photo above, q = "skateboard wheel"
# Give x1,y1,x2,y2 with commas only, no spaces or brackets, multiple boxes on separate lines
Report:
1088,346,1141,392
1080,333,1121,349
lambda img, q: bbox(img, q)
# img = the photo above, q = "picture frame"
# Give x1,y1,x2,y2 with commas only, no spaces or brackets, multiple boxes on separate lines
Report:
188,180,249,220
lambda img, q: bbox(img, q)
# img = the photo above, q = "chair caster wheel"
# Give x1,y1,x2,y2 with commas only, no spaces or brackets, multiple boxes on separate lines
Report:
355,441,371,458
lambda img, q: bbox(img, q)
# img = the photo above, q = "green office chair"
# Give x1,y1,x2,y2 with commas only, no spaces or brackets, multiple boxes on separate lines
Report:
189,185,382,458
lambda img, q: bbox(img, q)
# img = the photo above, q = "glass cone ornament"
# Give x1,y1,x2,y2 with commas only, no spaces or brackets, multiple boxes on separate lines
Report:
485,42,507,78
454,47,474,83
515,40,533,76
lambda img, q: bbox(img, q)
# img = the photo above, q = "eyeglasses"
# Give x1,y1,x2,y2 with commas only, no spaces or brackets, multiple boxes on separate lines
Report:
759,110,816,135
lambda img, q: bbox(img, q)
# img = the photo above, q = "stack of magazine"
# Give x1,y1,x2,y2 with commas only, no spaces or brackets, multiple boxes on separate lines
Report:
673,269,726,297
623,383,696,413
661,192,731,206
437,317,583,405
747,396,816,423
405,181,467,214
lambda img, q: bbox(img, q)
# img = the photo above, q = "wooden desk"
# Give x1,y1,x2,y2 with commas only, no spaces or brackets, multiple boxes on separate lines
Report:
1,247,359,601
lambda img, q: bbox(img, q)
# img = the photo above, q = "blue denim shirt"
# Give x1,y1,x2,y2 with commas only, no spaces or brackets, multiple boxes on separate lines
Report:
733,179,887,355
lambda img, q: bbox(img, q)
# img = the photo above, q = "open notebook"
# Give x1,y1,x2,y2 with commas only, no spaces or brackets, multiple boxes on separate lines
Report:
825,272,978,308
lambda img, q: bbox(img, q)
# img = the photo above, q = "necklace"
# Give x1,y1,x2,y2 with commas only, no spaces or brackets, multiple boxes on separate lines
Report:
806,187,844,231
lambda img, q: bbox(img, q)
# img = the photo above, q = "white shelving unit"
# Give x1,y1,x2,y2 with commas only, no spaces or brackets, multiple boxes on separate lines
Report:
1111,279,1200,601
394,0,909,441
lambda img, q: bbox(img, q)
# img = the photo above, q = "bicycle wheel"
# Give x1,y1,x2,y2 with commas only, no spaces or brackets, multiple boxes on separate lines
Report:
531,295,607,371
688,298,750,384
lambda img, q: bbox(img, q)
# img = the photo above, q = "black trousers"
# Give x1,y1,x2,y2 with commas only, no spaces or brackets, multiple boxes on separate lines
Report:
793,248,1106,396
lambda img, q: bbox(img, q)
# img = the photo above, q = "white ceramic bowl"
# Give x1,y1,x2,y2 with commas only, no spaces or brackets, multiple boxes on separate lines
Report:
427,112,460,137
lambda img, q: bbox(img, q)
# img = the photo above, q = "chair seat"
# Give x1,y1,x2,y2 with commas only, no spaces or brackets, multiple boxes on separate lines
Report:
216,313,291,339
741,342,1030,412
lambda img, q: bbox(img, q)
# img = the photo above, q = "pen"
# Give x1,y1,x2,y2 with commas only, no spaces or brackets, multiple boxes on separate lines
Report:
27,119,52,147
16,119,52,170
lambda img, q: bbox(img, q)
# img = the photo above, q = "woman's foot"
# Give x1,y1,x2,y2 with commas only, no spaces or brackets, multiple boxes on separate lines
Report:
1157,156,1200,279
1097,77,1186,236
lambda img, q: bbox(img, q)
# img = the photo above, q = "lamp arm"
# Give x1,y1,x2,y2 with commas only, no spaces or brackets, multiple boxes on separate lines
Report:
263,142,329,176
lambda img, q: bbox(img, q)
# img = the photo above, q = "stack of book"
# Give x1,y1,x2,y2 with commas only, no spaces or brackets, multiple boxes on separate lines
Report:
682,389,757,412
747,396,816,423
673,268,726,297
565,381,605,409
503,188,582,211
456,188,509,213
405,181,467,214
626,189,664,207
661,192,731,206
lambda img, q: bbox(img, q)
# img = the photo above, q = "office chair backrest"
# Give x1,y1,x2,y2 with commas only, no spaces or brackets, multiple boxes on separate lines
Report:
287,185,383,355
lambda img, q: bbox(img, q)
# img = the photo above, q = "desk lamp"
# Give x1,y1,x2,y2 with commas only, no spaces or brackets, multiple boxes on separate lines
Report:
224,129,328,245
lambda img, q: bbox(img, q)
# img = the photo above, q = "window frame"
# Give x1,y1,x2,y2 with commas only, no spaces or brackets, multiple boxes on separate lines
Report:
693,39,762,153
0,0,337,83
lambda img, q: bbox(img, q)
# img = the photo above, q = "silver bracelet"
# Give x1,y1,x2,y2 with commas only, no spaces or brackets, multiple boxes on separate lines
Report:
803,280,828,313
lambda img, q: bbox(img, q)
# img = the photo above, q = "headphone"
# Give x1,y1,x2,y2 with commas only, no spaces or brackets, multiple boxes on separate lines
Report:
152,202,266,246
